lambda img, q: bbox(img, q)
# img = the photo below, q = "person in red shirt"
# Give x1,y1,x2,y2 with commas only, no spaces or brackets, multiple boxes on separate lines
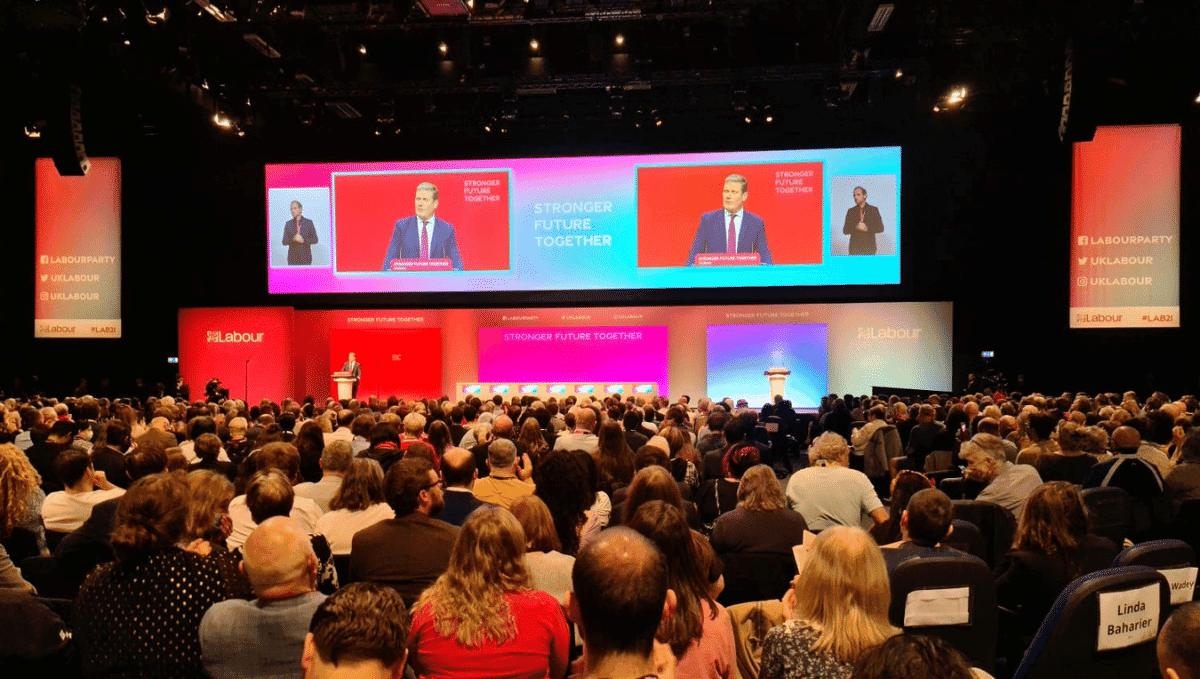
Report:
407,504,569,679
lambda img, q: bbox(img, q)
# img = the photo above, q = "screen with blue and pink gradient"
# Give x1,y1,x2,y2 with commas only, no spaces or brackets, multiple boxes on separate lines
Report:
266,146,900,294
478,326,670,391
706,324,829,408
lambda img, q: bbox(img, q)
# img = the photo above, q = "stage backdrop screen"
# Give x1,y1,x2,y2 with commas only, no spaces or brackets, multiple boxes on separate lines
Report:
1069,125,1180,328
265,146,901,294
35,158,122,338
706,324,829,408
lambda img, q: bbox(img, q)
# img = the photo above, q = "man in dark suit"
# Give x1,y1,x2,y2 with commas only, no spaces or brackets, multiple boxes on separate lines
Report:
349,458,459,605
381,182,464,271
438,448,483,526
282,200,319,265
842,186,885,256
686,174,773,266
341,352,361,398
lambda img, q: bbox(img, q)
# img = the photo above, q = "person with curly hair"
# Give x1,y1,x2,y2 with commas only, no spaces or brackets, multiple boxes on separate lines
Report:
407,504,569,679
74,472,236,677
1034,420,1108,484
697,442,760,526
0,443,41,590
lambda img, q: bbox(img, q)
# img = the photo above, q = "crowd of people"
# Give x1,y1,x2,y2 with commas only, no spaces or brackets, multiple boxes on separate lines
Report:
0,387,1197,679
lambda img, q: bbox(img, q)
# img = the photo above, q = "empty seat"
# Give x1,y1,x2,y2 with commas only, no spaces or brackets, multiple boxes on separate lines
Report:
951,500,1016,570
942,519,989,565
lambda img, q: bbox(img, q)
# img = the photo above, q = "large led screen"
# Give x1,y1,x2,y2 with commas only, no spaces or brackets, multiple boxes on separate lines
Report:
1070,125,1180,328
266,146,901,294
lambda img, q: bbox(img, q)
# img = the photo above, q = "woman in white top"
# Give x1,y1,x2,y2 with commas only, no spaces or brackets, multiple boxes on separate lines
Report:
510,495,575,603
314,459,394,555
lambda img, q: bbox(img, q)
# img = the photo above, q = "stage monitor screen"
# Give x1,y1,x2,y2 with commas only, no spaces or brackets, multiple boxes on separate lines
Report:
35,158,122,338
1069,125,1180,328
265,146,901,294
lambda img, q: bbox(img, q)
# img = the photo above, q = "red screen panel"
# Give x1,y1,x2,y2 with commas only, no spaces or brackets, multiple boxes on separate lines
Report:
329,328,443,399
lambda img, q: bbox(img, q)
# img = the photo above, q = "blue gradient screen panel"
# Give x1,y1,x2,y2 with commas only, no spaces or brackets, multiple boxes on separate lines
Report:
706,324,828,408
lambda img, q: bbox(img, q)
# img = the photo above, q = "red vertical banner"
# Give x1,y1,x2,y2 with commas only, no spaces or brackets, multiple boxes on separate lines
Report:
178,307,295,403
35,158,122,337
1070,125,1180,328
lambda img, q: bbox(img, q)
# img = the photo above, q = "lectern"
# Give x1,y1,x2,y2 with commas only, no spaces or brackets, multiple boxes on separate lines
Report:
332,371,356,401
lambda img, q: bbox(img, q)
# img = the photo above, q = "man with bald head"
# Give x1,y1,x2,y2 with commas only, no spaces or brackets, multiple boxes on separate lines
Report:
1084,425,1169,540
473,439,535,510
201,517,326,679
554,406,599,453
439,447,483,526
567,526,676,679
1158,602,1200,679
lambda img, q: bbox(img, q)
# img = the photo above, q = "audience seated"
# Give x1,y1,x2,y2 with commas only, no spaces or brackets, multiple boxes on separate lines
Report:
567,526,676,679
1157,602,1200,679
226,442,323,550
26,420,76,494
201,516,326,679
699,443,760,527
1034,420,1107,484
879,488,984,573
711,464,807,557
1168,430,1200,513
42,448,125,533
438,447,483,526
613,464,703,530
871,470,934,545
473,438,535,511
314,459,394,556
188,432,235,481
760,526,899,679
786,432,888,531
511,494,575,603
74,472,235,678
295,440,353,513
851,633,980,679
407,504,569,679
1084,425,1170,540
994,481,1120,643
960,433,1042,523
350,457,458,605
301,582,411,679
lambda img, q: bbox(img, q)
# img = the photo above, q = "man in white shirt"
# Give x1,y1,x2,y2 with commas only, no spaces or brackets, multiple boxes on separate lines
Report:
295,441,353,513
227,442,323,550
786,432,888,531
323,409,355,445
42,449,125,532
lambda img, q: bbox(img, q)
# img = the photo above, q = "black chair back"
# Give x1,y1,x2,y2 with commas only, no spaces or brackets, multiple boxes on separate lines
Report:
1174,499,1200,556
333,554,352,587
951,500,1016,570
716,551,798,608
1081,486,1131,546
887,555,998,673
1111,539,1197,605
943,519,989,565
1012,566,1170,679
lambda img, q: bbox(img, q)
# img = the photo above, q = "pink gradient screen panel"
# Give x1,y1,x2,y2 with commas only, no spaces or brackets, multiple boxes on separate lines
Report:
478,326,669,391
1070,125,1180,328
35,158,122,338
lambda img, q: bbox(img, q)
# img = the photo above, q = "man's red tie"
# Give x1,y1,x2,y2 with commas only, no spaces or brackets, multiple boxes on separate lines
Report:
420,220,430,259
726,214,736,254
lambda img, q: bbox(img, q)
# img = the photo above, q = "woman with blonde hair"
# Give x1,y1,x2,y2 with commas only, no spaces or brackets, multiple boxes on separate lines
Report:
510,494,574,603
0,443,41,590
184,470,253,599
408,504,569,679
760,526,899,679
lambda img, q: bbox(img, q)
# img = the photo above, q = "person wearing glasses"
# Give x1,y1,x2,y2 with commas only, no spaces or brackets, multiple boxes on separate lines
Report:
348,458,459,605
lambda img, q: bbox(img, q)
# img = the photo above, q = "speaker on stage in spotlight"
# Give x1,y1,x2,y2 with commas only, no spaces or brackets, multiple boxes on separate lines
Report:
339,352,361,398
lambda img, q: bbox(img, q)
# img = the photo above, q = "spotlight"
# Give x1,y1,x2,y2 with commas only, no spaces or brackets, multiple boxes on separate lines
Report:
123,39,131,45
212,113,232,128
24,125,42,139
439,42,448,55
946,86,967,105
894,69,903,79
765,115,774,123
359,44,367,55
529,39,539,52
614,33,624,47
145,7,168,25
744,116,752,124
933,106,940,113
1194,92,1200,103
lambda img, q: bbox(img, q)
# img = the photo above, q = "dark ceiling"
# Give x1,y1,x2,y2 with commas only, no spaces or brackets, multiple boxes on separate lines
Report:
4,0,1196,151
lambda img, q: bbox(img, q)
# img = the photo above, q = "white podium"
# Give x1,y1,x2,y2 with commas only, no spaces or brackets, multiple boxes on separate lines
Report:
332,372,357,401
763,367,791,402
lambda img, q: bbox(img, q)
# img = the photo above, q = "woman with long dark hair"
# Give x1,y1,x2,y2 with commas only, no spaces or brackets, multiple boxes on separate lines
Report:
594,420,635,494
995,481,1120,641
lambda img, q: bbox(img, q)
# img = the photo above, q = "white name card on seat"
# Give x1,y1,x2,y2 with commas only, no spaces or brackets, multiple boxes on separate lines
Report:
903,586,970,627
1097,583,1160,651
1161,567,1198,605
